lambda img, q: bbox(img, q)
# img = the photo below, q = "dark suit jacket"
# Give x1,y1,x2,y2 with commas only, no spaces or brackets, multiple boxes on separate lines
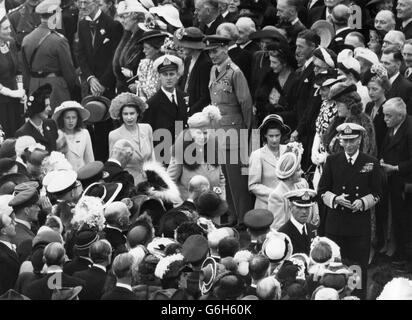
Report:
328,28,354,55
25,272,86,300
318,152,383,237
11,221,35,264
0,242,20,295
293,62,315,129
278,220,317,255
387,74,412,115
242,41,260,56
229,46,252,85
77,12,123,97
201,15,224,35
178,51,212,116
102,160,135,198
15,119,58,152
63,256,93,276
221,12,238,23
144,88,187,145
101,285,138,300
73,266,108,300
402,21,412,40
365,101,388,155
306,5,326,28
103,226,128,258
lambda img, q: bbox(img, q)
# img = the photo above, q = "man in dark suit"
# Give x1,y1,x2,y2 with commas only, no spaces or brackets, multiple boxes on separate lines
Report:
25,243,86,300
15,84,58,152
101,252,137,300
381,48,412,114
144,54,188,154
103,202,130,258
73,240,111,300
195,0,224,35
77,0,123,161
402,40,412,82
398,0,412,39
327,4,354,55
380,98,412,272
9,182,40,263
63,228,98,276
245,254,270,296
0,212,20,295
175,27,212,116
318,123,383,299
235,17,260,56
279,189,318,255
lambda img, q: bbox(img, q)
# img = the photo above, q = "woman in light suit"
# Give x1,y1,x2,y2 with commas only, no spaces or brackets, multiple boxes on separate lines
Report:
108,93,155,185
248,114,290,209
53,101,94,171
167,105,226,201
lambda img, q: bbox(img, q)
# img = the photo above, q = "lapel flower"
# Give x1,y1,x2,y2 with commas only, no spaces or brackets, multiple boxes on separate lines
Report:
46,126,50,131
360,162,374,173
100,29,106,35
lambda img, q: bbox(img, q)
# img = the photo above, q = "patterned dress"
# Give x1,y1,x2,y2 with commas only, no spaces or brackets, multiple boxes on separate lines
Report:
136,58,160,101
315,100,337,138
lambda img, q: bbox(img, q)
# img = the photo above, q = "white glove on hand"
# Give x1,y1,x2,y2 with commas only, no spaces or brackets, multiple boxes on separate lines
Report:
121,67,133,78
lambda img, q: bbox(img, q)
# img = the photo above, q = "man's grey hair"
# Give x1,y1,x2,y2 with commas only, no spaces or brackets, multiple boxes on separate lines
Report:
235,17,256,33
217,22,239,41
383,97,407,118
385,30,406,48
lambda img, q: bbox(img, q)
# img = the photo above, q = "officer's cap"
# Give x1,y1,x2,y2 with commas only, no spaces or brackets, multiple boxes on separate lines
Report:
284,188,317,207
45,170,78,194
153,54,184,75
337,123,366,140
8,187,39,208
203,35,231,50
244,209,274,234
36,0,61,14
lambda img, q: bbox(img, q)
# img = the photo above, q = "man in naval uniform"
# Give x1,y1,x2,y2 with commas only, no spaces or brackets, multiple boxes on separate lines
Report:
21,0,77,111
203,35,253,226
318,122,383,299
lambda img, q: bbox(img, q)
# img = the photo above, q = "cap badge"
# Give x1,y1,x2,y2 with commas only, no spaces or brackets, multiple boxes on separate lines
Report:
344,125,352,134
302,192,310,201
175,28,185,41
163,57,171,65
206,40,210,46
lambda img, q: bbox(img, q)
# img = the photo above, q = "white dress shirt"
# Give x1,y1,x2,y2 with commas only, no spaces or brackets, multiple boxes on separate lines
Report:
389,72,400,85
291,216,307,235
345,150,359,165
161,87,177,104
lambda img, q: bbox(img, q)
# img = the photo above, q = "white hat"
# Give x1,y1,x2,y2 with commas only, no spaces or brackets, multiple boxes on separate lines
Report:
336,122,366,139
147,237,177,258
45,170,78,194
138,0,154,10
0,194,13,216
15,136,37,157
52,101,90,122
117,0,148,15
275,152,300,180
337,49,361,76
187,105,222,128
262,231,293,263
312,286,339,300
377,278,412,300
149,4,183,29
152,54,184,75
354,47,380,65
284,188,317,207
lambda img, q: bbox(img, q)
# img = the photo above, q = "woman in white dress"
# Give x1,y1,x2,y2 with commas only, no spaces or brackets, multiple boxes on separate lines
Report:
53,101,94,171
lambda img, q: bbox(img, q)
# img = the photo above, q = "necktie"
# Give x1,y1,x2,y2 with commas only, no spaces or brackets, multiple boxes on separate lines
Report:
215,68,219,79
171,93,177,106
89,20,98,47
348,157,353,165
302,225,307,237
406,68,412,78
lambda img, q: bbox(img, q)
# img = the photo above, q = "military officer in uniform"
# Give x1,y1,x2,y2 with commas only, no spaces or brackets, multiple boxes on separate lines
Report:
203,35,253,226
21,0,77,111
243,208,274,254
318,123,383,299
8,0,42,48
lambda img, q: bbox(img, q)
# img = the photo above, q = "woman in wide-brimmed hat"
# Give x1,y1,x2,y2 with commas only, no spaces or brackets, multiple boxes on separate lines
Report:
248,114,290,209
52,101,94,171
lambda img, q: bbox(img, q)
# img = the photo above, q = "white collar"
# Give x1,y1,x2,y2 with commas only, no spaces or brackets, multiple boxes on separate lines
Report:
29,119,43,130
228,44,237,50
105,225,123,232
303,57,313,70
186,198,194,203
393,118,405,135
335,27,351,35
402,17,412,28
222,10,229,18
290,216,306,235
79,256,94,264
107,158,122,167
47,265,63,274
93,264,107,272
16,157,27,167
206,18,216,28
161,87,177,102
389,72,400,85
291,18,299,25
345,150,359,163
116,282,133,291
239,40,252,49
15,218,31,230
0,240,15,251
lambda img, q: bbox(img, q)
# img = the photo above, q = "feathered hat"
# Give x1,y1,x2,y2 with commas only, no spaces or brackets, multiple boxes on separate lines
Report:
187,105,222,129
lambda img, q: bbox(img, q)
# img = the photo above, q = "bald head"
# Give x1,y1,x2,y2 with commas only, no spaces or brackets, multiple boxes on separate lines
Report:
104,201,131,229
43,242,66,267
332,4,350,26
249,254,270,281
112,252,134,279
188,175,210,200
90,239,112,265
256,276,282,300
217,22,239,42
375,10,396,32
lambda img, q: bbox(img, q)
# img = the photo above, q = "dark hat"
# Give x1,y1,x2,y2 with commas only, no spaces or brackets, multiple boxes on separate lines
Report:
312,47,337,69
328,83,357,101
158,209,190,238
0,173,30,195
249,26,287,42
26,84,52,118
199,257,218,295
77,161,104,188
313,69,341,88
336,122,366,139
284,188,317,207
8,187,39,208
51,286,83,300
138,30,168,48
182,234,209,263
27,148,49,166
297,29,321,47
203,35,231,50
244,209,274,234
258,114,291,136
0,138,16,159
129,194,166,228
215,273,246,299
74,228,99,250
128,225,151,247
82,182,123,207
0,158,17,175
195,190,228,218
14,181,40,195
0,289,30,300
173,27,205,49
267,41,297,69
81,95,111,123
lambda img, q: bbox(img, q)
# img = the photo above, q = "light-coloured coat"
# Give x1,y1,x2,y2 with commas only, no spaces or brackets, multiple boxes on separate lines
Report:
248,144,287,209
108,123,155,185
61,129,94,171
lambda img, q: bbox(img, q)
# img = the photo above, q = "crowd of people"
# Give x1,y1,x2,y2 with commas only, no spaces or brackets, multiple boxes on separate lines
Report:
0,0,412,300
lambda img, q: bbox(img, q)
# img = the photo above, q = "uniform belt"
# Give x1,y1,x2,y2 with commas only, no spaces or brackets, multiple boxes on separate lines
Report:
30,71,62,78
218,105,241,115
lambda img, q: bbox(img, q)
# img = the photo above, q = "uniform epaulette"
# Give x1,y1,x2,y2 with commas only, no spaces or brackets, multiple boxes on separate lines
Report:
52,30,65,38
8,3,24,15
